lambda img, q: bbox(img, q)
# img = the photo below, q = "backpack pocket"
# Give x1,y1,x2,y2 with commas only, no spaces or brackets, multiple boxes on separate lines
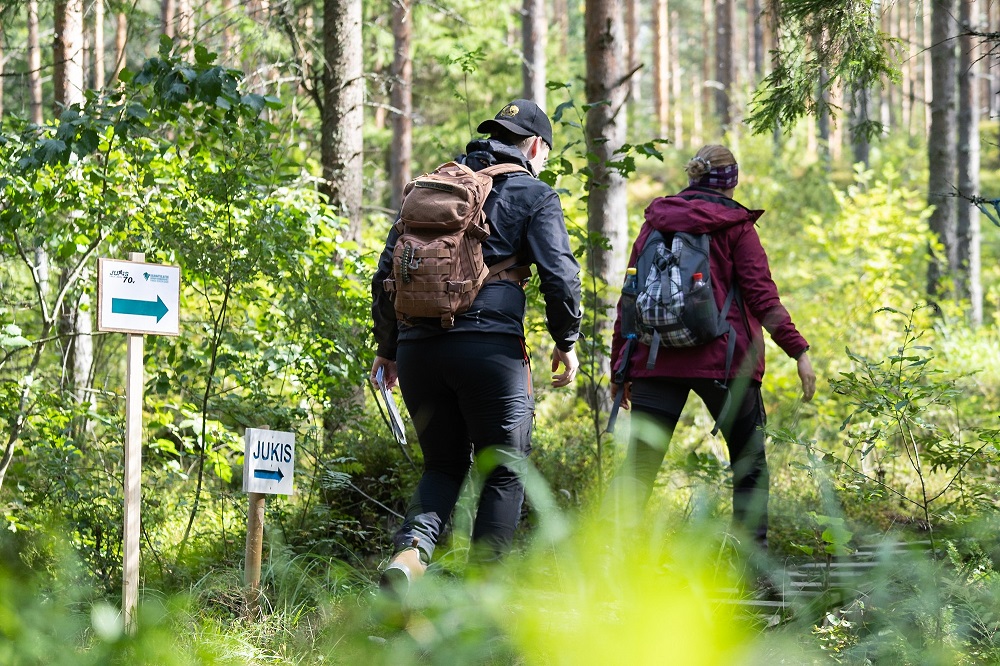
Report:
681,281,720,343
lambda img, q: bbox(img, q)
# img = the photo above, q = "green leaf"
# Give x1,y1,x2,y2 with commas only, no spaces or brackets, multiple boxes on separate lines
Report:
158,34,174,57
75,129,100,156
34,139,69,165
194,44,217,67
791,543,815,556
241,94,266,114
0,324,30,351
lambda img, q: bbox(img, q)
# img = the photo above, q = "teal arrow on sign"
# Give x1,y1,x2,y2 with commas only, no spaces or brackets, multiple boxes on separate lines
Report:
253,468,284,481
111,296,169,323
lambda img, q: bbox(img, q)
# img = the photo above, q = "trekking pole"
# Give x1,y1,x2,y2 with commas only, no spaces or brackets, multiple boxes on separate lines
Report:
606,336,636,434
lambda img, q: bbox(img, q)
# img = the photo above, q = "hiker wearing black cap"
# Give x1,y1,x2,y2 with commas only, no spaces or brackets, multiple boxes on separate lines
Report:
370,98,583,591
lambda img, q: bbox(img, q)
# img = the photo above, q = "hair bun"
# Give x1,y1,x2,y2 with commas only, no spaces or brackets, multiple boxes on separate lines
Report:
685,155,712,179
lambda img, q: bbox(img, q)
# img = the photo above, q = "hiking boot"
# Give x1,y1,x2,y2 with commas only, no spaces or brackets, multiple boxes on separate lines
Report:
379,540,426,599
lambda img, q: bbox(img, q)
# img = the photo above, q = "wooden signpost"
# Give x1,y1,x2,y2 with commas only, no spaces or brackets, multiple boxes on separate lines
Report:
97,253,180,632
242,427,295,615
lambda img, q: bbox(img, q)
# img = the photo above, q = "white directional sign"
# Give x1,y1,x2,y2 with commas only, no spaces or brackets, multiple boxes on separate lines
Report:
97,258,180,336
243,428,295,495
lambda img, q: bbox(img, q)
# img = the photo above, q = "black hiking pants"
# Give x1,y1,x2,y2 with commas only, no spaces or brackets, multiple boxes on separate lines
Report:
611,376,769,548
393,333,533,563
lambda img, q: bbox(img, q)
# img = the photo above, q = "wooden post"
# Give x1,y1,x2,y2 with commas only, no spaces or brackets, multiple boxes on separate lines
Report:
244,425,269,616
122,251,144,633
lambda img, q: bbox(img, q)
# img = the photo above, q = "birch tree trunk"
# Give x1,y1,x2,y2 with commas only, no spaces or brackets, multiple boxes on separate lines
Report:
927,0,958,299
585,0,628,411
54,0,94,435
321,0,364,241
29,0,43,124
389,0,413,211
957,0,981,325
522,0,547,106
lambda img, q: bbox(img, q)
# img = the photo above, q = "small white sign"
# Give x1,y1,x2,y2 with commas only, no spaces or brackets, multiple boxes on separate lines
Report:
243,428,295,495
97,258,180,336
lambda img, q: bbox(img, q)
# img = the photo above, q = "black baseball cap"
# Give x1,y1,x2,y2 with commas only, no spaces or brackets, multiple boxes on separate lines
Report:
477,98,553,149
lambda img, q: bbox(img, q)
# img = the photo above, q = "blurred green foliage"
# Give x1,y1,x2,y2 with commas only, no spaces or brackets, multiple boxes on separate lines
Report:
0,10,1000,663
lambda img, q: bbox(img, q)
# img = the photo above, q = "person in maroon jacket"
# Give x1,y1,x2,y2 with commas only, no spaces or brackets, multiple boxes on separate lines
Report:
607,144,816,550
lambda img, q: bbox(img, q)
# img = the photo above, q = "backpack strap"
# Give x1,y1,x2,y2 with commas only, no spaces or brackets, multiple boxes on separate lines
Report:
485,255,532,284
645,330,661,370
710,282,740,436
478,162,531,179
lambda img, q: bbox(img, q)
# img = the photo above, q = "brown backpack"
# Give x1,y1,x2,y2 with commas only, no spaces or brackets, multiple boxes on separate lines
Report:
383,161,531,327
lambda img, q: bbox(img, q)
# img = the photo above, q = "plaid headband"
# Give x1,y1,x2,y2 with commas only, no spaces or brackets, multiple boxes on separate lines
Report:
691,162,739,190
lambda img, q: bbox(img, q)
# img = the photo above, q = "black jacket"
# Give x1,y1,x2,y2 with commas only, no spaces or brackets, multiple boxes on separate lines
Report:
371,139,583,360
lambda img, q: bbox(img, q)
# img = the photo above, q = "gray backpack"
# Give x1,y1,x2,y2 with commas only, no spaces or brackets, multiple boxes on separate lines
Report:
627,230,737,369
609,229,739,435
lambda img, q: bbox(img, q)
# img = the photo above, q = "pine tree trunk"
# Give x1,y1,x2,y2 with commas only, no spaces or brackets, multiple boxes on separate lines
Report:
691,71,703,146
553,0,569,57
585,0,628,409
653,0,669,136
818,65,830,165
176,0,192,54
0,26,4,119
522,0,547,106
64,0,85,105
223,0,236,61
900,0,912,135
114,12,127,83
162,0,176,38
750,0,763,81
321,0,364,241
389,0,412,211
626,0,640,101
957,0,981,325
923,1,933,138
879,3,893,132
702,0,712,123
671,9,683,148
94,0,105,89
927,0,958,299
829,81,843,162
714,0,733,130
850,83,870,167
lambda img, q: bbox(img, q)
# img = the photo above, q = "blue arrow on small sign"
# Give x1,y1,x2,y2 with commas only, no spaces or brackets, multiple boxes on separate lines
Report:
253,468,284,481
111,295,169,323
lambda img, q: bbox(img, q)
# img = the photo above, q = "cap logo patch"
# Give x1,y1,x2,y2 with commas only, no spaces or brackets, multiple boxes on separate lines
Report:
500,104,520,117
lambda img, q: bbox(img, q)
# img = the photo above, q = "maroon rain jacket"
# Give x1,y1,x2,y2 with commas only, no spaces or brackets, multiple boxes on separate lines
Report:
610,186,809,384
